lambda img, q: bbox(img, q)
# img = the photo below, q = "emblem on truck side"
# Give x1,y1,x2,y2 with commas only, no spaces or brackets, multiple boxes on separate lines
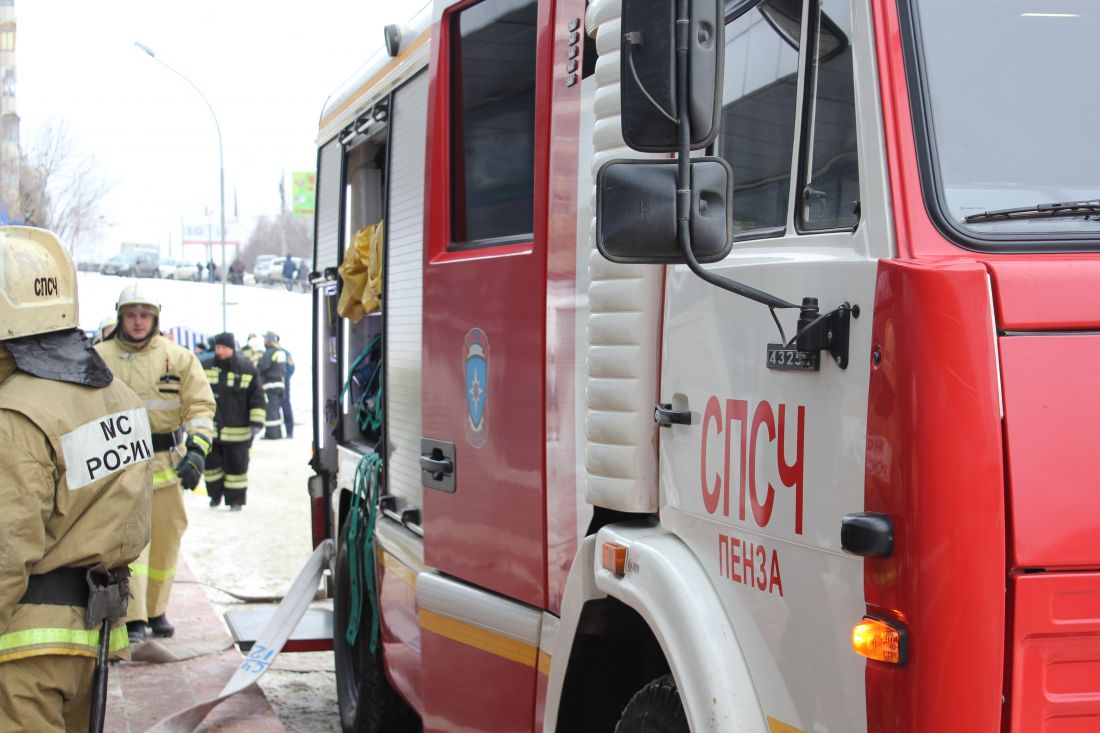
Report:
463,328,490,448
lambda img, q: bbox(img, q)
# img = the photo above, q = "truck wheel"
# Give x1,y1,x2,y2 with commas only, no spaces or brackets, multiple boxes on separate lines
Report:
615,673,689,733
333,518,419,733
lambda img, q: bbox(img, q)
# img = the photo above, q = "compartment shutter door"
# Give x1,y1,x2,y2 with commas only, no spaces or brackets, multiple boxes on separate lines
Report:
314,138,343,271
385,70,428,508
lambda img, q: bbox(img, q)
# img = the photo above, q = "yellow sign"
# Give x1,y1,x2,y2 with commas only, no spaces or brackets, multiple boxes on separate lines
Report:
292,171,316,218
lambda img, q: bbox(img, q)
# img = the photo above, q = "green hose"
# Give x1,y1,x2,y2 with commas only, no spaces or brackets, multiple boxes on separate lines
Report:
345,451,383,652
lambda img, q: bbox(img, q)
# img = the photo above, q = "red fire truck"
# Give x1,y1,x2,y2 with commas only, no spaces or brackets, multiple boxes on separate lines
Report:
305,0,1100,730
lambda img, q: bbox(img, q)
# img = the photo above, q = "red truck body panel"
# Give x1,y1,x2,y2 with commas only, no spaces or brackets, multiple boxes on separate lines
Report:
1001,335,1100,570
863,259,1007,733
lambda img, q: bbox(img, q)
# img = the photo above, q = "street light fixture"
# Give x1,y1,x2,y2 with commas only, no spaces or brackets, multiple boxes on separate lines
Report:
134,41,228,332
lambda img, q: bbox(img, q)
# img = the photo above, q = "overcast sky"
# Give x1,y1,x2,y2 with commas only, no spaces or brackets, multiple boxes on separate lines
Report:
17,0,427,258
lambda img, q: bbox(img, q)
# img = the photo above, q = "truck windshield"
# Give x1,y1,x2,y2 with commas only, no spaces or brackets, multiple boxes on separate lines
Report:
911,0,1100,244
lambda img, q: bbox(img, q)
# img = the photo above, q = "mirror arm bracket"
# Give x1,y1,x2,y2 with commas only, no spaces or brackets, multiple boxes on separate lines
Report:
673,0,797,313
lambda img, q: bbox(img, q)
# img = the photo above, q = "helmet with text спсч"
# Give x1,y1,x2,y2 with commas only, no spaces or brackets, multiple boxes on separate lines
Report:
0,226,79,341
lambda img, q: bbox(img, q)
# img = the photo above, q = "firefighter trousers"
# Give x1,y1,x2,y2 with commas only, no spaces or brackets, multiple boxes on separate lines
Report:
264,386,285,439
125,485,187,623
205,440,251,506
281,381,294,438
0,655,95,733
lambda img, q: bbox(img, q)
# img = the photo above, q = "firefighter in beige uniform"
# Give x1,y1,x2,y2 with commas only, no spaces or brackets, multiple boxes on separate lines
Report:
95,283,216,643
0,227,153,732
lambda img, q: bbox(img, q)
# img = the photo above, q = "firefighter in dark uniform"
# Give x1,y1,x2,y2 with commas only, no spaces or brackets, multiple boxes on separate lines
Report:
205,332,266,510
95,282,216,643
258,330,289,439
280,344,295,438
0,227,153,732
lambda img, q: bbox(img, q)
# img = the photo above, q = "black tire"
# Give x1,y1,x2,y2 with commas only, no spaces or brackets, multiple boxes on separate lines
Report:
333,518,419,733
615,673,690,733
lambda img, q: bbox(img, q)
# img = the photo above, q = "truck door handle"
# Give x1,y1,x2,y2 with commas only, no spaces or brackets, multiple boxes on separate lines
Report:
654,404,692,427
420,438,456,493
419,455,453,476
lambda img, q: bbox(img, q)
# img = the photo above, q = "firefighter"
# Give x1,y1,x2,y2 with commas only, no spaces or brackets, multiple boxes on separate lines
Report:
241,333,264,365
0,227,153,732
205,332,266,510
281,344,295,438
95,282,216,643
257,330,288,439
93,315,116,344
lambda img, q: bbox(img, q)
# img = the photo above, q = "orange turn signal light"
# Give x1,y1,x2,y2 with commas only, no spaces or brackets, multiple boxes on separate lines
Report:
601,542,628,577
852,616,907,665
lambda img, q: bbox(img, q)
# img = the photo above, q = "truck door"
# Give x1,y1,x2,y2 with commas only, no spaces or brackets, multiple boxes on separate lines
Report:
418,1,550,730
659,2,887,731
421,0,546,608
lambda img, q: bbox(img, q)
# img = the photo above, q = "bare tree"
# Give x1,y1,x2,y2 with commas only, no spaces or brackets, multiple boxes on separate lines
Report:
15,120,113,255
241,211,312,269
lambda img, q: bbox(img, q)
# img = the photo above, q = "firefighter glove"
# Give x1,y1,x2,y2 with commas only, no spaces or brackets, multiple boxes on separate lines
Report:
176,435,209,490
176,449,204,490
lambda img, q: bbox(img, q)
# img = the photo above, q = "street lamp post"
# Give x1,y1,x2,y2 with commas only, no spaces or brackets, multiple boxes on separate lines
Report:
134,41,228,332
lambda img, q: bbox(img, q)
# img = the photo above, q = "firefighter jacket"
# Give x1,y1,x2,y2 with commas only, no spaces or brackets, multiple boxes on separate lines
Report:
258,346,288,388
96,333,216,489
207,352,266,442
0,340,153,664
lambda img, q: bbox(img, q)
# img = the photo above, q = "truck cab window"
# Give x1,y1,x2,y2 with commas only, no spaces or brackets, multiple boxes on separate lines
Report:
910,0,1100,245
719,0,804,238
450,0,538,247
799,0,860,231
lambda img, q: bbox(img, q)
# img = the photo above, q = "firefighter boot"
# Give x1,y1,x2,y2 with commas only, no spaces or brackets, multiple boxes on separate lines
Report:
126,620,146,644
148,614,175,638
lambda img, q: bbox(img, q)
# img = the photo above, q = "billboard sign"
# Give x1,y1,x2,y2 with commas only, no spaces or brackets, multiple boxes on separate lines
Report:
292,171,316,218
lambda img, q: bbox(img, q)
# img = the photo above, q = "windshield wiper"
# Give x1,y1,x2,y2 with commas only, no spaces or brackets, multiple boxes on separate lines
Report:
965,199,1100,223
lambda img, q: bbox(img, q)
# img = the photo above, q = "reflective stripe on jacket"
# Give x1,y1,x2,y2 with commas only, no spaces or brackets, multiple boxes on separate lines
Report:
258,347,287,387
207,353,266,441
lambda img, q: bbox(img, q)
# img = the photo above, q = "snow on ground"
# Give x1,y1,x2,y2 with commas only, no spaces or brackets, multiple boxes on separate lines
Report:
78,272,340,732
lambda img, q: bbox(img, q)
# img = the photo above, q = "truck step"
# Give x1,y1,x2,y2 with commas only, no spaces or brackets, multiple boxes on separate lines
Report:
223,607,334,653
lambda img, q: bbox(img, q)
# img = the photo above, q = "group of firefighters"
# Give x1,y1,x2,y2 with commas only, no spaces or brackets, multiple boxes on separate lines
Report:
0,227,295,731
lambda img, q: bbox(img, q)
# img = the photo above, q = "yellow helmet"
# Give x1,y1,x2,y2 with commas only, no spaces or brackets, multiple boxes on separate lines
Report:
0,226,79,340
116,281,161,314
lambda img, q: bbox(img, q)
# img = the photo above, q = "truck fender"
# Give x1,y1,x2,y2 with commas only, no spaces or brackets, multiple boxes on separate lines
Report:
598,522,769,732
542,535,604,731
544,524,769,732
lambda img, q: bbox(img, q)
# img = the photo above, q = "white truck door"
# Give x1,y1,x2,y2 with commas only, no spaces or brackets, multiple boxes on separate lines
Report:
659,1,890,731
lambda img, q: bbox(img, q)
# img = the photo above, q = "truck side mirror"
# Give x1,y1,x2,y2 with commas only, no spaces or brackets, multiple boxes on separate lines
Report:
620,0,724,152
595,158,734,264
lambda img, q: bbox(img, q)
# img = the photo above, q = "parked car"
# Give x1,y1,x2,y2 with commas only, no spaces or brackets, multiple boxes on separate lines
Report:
268,256,306,285
159,259,200,281
251,255,278,283
173,261,201,281
101,250,159,278
158,258,182,279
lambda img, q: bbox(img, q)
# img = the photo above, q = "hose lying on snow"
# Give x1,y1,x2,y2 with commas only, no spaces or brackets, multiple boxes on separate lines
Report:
175,579,327,604
143,539,334,732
